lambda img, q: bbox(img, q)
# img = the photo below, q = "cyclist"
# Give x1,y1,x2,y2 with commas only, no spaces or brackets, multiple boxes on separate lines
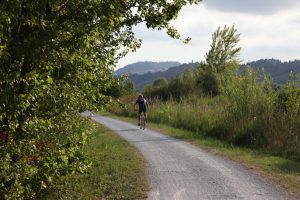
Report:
134,94,148,126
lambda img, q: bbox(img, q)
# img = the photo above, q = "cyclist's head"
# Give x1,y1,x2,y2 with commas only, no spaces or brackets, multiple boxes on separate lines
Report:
138,94,143,99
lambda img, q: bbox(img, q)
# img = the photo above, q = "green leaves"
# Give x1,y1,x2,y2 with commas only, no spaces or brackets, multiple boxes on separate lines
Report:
196,25,241,96
0,0,201,198
46,76,53,84
206,25,241,73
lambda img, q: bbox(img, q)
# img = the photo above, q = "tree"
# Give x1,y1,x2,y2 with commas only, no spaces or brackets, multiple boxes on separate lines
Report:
197,25,241,95
153,78,168,87
144,78,169,100
105,75,136,97
0,0,201,198
206,25,241,73
195,64,218,96
181,67,195,93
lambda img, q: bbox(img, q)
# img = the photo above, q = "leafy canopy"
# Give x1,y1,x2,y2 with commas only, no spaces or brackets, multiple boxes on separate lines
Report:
196,25,241,95
205,25,241,73
0,0,201,198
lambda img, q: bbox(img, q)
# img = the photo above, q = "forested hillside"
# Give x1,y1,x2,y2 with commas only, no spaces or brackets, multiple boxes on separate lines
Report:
115,61,180,75
241,59,300,84
126,59,300,91
129,63,198,91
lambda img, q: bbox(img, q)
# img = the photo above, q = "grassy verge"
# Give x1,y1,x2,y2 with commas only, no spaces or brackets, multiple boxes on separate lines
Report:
45,122,148,200
103,112,300,199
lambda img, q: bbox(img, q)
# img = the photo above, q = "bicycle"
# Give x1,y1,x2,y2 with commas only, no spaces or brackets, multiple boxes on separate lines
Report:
139,112,146,130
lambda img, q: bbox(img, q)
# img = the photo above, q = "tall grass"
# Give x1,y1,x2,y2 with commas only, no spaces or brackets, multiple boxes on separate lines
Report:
222,70,275,145
110,95,223,133
148,97,224,134
222,70,300,154
110,70,300,157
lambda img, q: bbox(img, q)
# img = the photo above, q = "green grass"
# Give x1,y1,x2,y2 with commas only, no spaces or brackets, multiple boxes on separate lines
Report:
104,112,300,199
45,123,148,200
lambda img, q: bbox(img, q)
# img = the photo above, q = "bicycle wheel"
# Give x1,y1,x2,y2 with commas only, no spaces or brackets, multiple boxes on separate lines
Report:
140,113,146,130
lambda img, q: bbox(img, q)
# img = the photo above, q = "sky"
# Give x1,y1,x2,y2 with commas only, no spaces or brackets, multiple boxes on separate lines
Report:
116,0,300,69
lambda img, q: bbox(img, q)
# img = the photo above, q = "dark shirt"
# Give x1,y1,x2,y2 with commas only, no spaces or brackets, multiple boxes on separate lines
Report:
136,98,147,112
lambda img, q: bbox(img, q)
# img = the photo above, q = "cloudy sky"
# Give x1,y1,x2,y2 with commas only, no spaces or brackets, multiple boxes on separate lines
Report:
116,0,300,69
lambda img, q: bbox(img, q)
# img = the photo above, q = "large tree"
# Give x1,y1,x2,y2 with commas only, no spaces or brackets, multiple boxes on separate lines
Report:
196,25,241,95
0,0,201,198
205,25,241,73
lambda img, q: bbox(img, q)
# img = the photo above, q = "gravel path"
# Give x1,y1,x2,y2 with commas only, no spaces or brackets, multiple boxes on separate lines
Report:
83,112,292,200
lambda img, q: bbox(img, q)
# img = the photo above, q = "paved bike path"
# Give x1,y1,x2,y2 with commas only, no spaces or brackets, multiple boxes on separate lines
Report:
83,112,292,200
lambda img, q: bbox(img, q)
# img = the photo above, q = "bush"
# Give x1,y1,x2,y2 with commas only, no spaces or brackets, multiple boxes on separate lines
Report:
221,68,274,146
0,114,92,199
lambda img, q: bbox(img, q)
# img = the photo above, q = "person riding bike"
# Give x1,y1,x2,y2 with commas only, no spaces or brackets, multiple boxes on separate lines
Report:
134,94,148,126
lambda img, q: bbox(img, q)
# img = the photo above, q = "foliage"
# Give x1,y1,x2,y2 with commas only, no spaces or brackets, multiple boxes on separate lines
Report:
144,78,169,100
221,68,275,145
194,62,218,96
197,25,241,95
144,26,241,99
153,78,168,87
0,115,92,199
274,73,300,150
0,0,201,198
206,25,241,73
103,75,136,98
144,67,196,101
112,72,300,155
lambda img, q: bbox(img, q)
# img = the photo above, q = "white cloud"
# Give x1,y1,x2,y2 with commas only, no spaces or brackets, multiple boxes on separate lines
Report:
133,23,170,41
116,1,300,69
202,0,300,15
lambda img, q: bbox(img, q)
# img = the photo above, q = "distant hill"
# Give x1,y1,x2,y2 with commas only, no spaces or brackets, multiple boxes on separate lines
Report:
129,63,198,91
115,61,181,75
127,59,300,91
241,59,300,84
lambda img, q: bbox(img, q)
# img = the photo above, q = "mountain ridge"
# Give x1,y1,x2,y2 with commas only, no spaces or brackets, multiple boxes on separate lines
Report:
115,61,181,75
241,59,300,84
121,59,300,91
129,63,198,91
